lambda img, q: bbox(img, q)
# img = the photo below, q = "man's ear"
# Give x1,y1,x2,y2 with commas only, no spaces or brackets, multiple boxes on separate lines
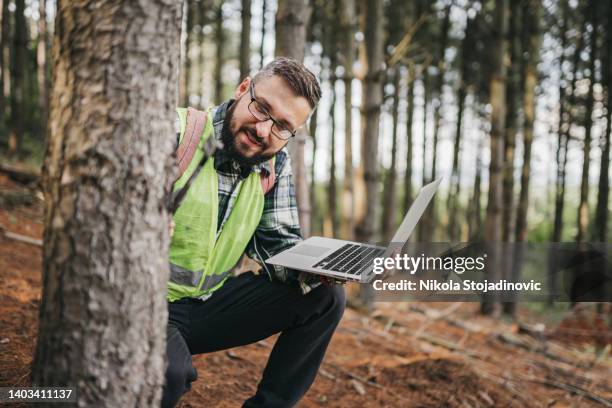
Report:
234,77,251,99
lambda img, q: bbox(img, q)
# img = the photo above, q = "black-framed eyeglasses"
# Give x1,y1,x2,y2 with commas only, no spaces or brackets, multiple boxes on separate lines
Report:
247,82,297,140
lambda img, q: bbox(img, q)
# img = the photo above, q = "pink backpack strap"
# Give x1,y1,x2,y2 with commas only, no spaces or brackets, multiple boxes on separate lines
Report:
176,107,208,181
260,159,276,195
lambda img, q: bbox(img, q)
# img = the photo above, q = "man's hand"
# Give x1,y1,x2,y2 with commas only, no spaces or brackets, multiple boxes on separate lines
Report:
319,276,346,286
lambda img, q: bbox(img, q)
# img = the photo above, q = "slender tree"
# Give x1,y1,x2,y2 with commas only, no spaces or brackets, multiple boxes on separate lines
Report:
259,0,266,68
182,0,195,106
594,0,611,242
481,0,508,316
214,1,224,104
239,0,252,80
448,12,473,242
576,0,597,243
382,69,400,241
37,0,49,134
501,1,521,243
8,0,26,156
32,1,182,405
356,0,384,308
403,63,415,215
506,0,542,317
0,0,5,136
339,0,356,240
275,0,313,236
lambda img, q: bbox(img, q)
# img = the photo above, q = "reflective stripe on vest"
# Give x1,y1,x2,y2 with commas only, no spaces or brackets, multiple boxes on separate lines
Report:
167,107,265,302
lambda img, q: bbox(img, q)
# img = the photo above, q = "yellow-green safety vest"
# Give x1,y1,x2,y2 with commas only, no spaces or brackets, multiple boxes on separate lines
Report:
167,107,266,302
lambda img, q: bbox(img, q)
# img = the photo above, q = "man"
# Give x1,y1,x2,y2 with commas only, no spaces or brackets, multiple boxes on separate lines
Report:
162,57,346,408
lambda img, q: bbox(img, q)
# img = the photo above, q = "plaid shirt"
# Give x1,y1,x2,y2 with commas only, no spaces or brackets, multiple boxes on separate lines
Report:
177,101,320,294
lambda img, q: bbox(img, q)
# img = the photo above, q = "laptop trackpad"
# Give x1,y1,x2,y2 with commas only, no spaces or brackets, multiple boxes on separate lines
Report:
291,244,330,257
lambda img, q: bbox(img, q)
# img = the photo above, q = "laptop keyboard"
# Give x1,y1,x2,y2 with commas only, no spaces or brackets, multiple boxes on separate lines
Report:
313,244,385,275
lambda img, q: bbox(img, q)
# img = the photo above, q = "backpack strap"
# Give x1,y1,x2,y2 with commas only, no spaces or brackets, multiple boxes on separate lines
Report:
176,107,208,181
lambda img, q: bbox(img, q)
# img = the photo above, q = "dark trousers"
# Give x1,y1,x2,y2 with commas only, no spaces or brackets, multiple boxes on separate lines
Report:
161,271,346,408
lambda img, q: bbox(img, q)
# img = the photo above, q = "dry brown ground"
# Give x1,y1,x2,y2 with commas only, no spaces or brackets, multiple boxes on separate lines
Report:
1,172,611,408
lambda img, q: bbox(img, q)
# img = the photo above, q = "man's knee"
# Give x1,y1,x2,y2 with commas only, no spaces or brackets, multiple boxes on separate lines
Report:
317,284,346,325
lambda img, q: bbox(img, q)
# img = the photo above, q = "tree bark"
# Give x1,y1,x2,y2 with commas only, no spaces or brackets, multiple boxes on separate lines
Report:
8,0,26,156
0,0,6,138
214,2,224,104
182,0,195,106
448,14,472,242
339,0,356,240
275,0,312,236
593,0,611,243
505,0,541,318
37,0,49,135
576,0,597,243
259,0,266,68
239,0,252,81
32,2,182,406
481,0,508,316
403,64,415,217
328,76,338,236
501,1,520,243
382,69,400,242
356,0,384,308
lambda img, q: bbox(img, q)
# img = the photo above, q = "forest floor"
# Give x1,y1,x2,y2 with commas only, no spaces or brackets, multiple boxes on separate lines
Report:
1,168,611,408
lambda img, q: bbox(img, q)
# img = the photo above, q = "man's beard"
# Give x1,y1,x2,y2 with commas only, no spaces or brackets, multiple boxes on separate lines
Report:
221,101,275,168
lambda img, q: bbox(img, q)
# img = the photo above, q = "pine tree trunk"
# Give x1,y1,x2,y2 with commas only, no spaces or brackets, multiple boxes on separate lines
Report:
275,0,312,236
309,107,318,234
481,0,508,316
8,0,26,156
214,2,224,104
576,0,597,243
356,0,384,308
37,0,49,135
196,0,207,108
32,1,182,406
239,0,252,80
259,0,266,68
340,0,356,240
382,70,400,241
448,16,472,242
182,0,195,106
418,72,429,241
0,0,5,136
403,64,415,216
594,0,611,243
501,2,520,243
468,135,484,241
505,0,541,317
328,77,338,236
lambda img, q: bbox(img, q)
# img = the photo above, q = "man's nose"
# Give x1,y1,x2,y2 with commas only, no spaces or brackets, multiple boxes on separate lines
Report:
255,119,274,140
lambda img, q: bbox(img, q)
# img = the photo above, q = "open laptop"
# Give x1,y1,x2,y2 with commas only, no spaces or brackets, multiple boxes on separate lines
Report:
265,178,442,283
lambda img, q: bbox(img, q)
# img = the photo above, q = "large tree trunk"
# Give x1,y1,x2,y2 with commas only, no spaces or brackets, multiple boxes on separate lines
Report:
356,0,383,308
239,0,252,80
37,0,49,135
576,0,597,243
339,0,356,240
8,0,26,156
594,0,611,243
481,0,508,316
275,0,312,236
505,0,541,318
32,1,182,406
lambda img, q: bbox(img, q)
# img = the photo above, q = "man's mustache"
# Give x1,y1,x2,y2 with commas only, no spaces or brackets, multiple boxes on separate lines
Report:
240,127,267,148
